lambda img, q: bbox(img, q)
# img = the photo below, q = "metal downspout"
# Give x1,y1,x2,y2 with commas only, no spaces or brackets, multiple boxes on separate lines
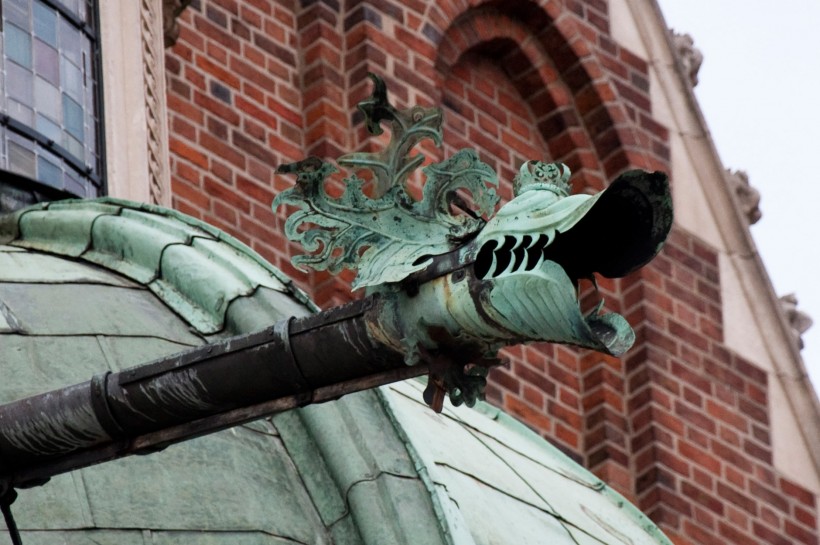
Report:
0,295,419,489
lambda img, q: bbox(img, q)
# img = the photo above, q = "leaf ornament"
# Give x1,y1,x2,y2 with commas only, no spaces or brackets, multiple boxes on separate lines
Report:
274,74,500,290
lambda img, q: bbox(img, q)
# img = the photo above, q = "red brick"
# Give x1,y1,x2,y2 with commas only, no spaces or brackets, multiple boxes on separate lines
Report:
780,478,816,507
169,137,209,169
738,396,768,424
194,14,241,52
506,396,553,433
682,482,724,516
717,521,751,544
488,367,520,394
743,438,772,464
514,362,557,397
554,421,580,449
199,132,245,169
705,399,748,432
678,439,721,475
194,90,240,125
753,521,793,545
172,177,209,209
168,93,205,125
794,505,817,529
749,480,790,515
163,7,817,545
173,197,205,219
196,54,240,89
547,399,582,429
785,520,818,545
717,482,758,516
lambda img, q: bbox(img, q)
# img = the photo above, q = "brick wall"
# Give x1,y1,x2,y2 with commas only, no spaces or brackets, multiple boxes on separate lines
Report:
164,1,818,543
165,0,306,284
626,230,818,545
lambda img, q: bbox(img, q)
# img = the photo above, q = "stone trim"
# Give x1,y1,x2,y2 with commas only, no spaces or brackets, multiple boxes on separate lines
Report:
726,169,762,225
141,0,173,206
781,293,814,350
671,31,703,87
98,1,172,206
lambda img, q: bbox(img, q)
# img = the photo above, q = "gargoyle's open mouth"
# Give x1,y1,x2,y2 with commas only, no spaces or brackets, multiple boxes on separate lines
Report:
474,169,672,284
466,169,673,356
474,234,552,279
473,230,594,282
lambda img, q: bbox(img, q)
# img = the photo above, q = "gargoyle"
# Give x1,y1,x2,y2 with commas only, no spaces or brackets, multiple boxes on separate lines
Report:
275,74,672,410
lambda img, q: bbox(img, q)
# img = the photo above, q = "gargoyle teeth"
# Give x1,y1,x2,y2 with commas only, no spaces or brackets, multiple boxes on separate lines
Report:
529,234,548,269
510,235,530,274
474,233,553,279
494,236,517,276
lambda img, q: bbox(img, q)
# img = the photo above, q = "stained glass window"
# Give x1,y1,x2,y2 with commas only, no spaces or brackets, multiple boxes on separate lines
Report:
0,0,102,198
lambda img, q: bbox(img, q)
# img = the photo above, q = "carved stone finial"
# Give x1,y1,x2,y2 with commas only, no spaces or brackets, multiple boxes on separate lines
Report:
672,31,703,87
163,0,193,48
780,293,813,350
726,169,762,225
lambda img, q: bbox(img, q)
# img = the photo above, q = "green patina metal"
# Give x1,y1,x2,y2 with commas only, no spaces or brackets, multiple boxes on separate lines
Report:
275,148,497,290
1,100,673,545
0,243,325,544
274,74,498,290
0,208,675,545
0,198,318,336
275,74,673,409
380,379,676,545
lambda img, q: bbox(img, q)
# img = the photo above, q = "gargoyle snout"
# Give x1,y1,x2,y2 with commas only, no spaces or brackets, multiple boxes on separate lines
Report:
473,169,673,283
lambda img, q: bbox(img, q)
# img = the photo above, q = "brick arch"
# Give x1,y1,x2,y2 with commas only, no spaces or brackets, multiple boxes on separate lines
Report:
439,39,606,191
438,49,602,464
430,1,661,185
429,1,666,493
441,49,552,201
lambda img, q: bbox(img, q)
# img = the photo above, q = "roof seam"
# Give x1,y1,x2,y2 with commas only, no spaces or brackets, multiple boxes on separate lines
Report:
375,388,459,545
391,386,579,475
83,205,121,258
271,410,357,541
0,331,201,346
166,234,268,333
3,199,316,338
330,470,422,528
24,527,313,542
93,197,319,313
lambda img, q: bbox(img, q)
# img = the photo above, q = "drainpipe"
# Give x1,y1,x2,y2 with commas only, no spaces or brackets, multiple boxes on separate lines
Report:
0,296,415,490
0,75,673,505
0,158,671,491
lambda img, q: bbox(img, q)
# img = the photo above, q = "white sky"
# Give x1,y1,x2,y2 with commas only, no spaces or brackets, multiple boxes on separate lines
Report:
655,1,820,389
